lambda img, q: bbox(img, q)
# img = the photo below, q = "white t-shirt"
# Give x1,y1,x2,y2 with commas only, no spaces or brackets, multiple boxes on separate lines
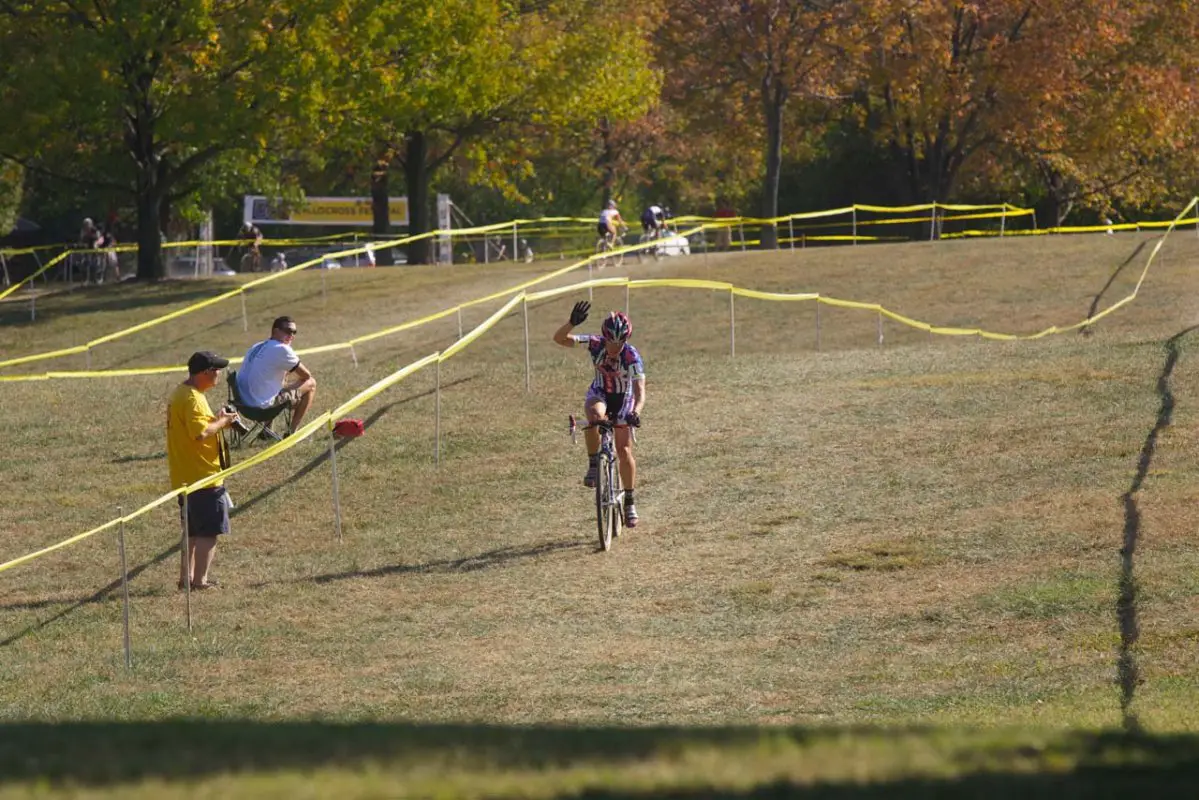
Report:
236,339,300,408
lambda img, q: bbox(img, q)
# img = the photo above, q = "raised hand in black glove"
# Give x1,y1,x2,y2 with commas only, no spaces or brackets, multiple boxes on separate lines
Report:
625,410,641,428
569,300,590,327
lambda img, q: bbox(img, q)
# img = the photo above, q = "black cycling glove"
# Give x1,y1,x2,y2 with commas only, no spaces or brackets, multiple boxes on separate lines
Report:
625,411,641,428
569,300,591,327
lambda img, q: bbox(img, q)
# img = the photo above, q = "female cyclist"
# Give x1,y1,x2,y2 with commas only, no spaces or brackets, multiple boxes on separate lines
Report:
553,301,645,527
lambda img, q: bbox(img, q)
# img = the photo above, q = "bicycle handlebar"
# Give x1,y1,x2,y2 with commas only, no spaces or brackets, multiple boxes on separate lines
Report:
569,414,638,445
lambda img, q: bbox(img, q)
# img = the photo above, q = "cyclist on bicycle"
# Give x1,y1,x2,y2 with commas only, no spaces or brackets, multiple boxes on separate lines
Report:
640,204,668,237
239,222,263,272
597,200,625,244
553,301,645,528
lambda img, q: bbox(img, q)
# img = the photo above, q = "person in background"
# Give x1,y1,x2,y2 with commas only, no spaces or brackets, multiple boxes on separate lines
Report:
79,218,100,249
235,316,317,431
239,222,264,272
597,200,625,245
713,198,736,250
167,351,239,590
97,225,122,282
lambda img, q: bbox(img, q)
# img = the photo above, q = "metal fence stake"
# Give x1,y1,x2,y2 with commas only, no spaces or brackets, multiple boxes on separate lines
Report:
816,302,822,351
523,297,531,394
328,426,343,543
729,290,736,358
117,508,132,669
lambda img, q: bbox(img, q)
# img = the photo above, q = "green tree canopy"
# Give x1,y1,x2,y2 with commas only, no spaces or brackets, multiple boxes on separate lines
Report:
0,1,336,279
334,0,659,263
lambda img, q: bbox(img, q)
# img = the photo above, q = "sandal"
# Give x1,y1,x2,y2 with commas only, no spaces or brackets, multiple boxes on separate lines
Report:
190,578,220,590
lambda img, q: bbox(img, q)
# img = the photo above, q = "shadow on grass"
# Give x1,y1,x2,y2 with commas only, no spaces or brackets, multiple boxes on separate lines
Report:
306,538,589,585
1117,325,1199,731
0,723,1196,793
229,376,476,518
102,313,248,370
98,285,325,371
0,544,177,647
1080,240,1149,336
0,284,227,328
111,451,167,464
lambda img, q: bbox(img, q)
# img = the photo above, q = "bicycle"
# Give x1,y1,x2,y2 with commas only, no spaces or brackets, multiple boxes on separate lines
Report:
637,225,667,262
594,229,625,269
569,414,633,551
239,247,262,273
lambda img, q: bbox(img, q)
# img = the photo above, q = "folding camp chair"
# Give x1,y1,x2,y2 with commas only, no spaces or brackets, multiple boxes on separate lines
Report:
225,368,294,448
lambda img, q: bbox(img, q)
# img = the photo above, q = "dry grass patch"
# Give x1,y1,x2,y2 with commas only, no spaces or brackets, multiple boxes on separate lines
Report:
3,232,1199,749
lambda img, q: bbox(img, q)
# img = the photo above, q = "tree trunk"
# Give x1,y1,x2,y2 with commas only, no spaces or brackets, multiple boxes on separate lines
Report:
129,96,165,280
370,149,395,266
135,170,164,281
598,116,615,206
759,91,783,249
1035,166,1072,228
403,131,431,265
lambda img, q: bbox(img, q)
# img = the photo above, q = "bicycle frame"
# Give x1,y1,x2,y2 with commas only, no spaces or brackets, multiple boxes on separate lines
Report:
595,227,626,269
570,414,630,551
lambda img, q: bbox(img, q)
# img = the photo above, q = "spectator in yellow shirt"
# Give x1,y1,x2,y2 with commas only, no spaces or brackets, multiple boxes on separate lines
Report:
167,351,239,590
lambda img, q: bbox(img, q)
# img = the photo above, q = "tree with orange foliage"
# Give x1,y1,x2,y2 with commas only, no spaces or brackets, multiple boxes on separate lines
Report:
856,0,1199,226
657,0,868,248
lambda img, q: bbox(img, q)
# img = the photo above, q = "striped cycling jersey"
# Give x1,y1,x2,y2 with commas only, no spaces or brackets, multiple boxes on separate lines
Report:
572,335,645,393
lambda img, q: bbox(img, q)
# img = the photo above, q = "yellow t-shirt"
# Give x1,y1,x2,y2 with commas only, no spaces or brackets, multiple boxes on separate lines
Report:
166,383,223,490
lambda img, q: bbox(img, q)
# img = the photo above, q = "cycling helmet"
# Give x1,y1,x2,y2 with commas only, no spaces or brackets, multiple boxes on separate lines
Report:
606,199,618,210
601,310,632,342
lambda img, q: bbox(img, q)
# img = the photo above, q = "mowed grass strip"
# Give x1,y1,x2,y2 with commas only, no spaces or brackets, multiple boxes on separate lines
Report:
2,232,1199,792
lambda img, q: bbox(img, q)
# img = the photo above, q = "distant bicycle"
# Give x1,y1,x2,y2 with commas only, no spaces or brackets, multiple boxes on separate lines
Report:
570,414,631,551
239,248,262,273
594,230,625,269
637,226,667,262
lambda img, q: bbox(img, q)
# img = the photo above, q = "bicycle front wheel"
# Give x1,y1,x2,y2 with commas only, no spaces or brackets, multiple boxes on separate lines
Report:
596,454,614,551
595,237,610,269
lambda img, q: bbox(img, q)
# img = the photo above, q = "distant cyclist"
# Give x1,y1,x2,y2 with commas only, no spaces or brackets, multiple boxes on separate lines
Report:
239,222,263,272
553,301,645,528
640,204,668,237
597,199,626,245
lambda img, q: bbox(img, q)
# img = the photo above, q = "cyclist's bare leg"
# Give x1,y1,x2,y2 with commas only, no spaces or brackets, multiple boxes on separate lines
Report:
288,376,317,429
584,399,608,455
615,426,636,489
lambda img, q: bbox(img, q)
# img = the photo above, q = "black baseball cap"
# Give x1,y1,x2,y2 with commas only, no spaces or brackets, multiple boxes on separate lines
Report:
187,351,230,374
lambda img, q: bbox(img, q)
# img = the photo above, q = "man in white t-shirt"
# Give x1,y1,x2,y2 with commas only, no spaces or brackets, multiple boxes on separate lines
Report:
234,316,317,430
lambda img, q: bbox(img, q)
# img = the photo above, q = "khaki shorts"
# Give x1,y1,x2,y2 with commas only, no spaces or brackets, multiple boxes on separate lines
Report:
268,387,301,409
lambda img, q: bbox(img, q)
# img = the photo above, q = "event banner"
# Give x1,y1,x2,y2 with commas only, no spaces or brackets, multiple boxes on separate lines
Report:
243,195,410,227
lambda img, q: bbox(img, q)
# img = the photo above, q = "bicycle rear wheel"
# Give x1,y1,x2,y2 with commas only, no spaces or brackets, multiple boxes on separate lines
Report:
596,453,614,551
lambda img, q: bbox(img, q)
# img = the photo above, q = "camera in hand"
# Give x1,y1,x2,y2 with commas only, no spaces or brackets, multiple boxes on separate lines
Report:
224,404,251,435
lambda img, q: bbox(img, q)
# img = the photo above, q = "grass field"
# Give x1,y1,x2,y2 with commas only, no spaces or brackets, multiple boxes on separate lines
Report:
3,231,1199,797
